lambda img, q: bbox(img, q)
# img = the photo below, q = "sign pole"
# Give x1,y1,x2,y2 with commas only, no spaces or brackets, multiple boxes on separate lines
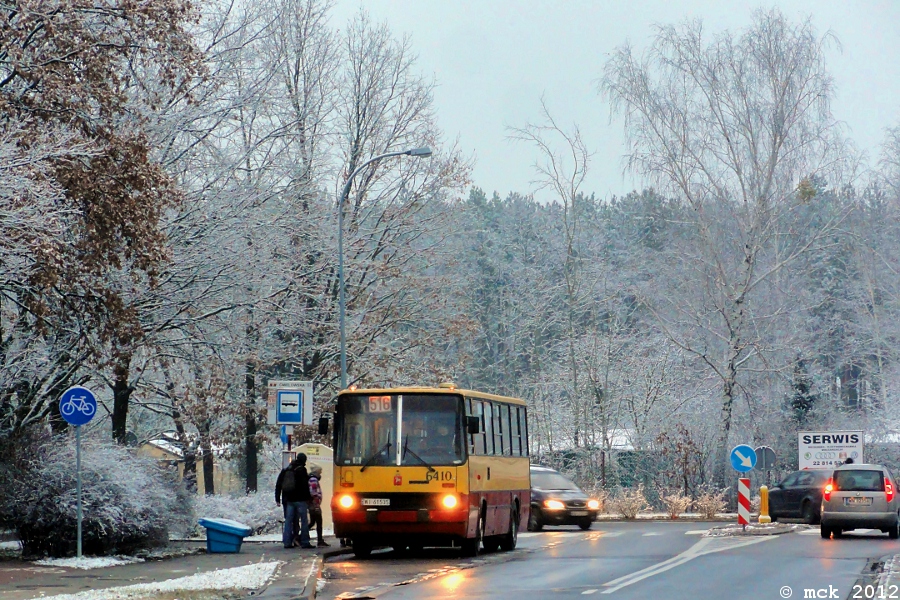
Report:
76,424,82,559
738,477,751,530
59,385,97,560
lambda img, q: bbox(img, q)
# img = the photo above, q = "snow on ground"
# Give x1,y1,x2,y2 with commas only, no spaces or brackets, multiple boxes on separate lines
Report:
35,556,145,570
41,561,281,600
0,541,21,550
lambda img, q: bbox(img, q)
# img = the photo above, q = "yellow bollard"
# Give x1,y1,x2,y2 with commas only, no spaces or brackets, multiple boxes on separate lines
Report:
758,485,771,523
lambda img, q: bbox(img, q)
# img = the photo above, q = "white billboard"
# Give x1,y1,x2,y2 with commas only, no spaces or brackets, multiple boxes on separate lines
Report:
798,430,863,470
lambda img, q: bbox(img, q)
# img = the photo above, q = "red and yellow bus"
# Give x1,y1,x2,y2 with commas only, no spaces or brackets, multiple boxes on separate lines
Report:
330,384,529,557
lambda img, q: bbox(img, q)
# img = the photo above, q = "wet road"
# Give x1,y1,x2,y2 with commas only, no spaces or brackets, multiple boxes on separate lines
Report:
321,521,900,599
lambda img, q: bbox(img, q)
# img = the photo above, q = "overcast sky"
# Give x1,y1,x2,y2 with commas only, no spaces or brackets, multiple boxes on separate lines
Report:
331,1,900,202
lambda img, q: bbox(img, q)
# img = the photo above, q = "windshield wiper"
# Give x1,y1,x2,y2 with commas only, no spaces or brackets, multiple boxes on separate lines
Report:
402,435,436,474
360,440,392,472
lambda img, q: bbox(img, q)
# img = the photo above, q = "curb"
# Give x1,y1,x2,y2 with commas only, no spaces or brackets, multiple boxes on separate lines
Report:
321,546,356,561
259,547,355,600
594,516,739,522
705,523,801,537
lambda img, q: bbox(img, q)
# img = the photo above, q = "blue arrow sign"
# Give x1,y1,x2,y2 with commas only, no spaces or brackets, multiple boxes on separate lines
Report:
730,444,757,473
59,386,97,427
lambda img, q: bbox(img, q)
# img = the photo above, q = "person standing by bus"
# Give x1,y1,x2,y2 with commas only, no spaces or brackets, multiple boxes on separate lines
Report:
276,453,313,549
307,464,329,547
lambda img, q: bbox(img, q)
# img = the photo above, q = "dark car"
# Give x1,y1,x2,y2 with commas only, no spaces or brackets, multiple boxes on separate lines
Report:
768,469,831,524
528,465,600,531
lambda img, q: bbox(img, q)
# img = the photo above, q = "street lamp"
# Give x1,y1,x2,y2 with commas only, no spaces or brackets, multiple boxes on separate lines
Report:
337,147,433,389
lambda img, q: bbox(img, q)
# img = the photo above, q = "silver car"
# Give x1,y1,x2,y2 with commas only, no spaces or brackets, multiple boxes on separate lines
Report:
820,464,900,539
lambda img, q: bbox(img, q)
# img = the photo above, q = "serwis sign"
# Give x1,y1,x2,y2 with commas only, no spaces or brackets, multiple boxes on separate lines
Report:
798,430,863,470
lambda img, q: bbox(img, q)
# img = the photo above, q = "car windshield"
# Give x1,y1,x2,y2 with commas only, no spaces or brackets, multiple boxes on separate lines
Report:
532,471,580,491
834,470,884,492
336,393,464,467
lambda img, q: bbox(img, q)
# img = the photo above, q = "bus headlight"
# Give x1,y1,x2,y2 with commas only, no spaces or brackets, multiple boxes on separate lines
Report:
442,494,458,509
338,494,354,509
544,499,566,510
587,499,600,510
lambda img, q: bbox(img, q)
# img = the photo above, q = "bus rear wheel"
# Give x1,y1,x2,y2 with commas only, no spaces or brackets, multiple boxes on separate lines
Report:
499,508,519,551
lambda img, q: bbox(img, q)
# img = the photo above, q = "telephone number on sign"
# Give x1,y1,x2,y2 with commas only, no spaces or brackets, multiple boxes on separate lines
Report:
811,460,839,466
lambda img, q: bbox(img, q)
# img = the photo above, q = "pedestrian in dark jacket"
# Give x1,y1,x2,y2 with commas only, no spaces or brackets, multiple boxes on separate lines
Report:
275,453,313,548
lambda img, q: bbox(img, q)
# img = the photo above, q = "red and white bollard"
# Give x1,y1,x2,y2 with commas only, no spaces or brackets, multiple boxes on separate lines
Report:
738,477,751,527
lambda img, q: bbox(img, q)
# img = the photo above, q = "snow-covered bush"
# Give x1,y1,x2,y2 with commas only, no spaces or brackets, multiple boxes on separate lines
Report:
694,488,728,519
658,489,692,519
4,435,192,557
609,485,649,519
193,492,281,536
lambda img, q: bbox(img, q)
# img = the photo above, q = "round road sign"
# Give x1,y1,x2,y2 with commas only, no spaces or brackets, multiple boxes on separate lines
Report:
59,386,97,427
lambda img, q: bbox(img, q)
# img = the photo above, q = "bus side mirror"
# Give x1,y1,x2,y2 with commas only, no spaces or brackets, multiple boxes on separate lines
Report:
318,416,329,435
466,416,480,435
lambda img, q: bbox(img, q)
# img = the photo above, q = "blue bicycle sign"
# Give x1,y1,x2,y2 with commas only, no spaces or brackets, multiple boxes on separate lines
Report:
59,386,97,426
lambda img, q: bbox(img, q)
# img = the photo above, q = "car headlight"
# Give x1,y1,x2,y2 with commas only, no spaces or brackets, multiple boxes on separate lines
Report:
338,494,354,508
544,499,566,510
587,499,600,510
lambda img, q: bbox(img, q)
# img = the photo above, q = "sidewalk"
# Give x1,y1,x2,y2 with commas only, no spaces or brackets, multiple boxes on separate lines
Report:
596,512,741,521
0,537,342,600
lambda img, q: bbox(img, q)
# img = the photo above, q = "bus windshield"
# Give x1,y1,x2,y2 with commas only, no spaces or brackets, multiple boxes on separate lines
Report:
336,393,464,467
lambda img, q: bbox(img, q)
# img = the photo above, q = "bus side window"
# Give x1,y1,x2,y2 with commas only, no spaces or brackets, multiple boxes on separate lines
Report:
510,406,521,456
500,404,512,455
494,404,502,456
466,398,477,455
483,401,494,455
519,407,529,457
470,399,487,455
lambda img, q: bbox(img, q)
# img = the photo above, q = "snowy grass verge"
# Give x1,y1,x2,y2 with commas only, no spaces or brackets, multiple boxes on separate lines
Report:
40,561,280,599
35,556,145,569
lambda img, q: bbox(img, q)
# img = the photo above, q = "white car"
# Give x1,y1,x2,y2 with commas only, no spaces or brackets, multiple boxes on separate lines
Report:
820,463,900,539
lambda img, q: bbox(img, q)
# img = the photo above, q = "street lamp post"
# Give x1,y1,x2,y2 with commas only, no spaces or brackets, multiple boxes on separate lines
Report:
337,147,432,389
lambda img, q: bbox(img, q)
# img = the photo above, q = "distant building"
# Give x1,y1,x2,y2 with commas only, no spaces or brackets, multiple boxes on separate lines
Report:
137,433,242,495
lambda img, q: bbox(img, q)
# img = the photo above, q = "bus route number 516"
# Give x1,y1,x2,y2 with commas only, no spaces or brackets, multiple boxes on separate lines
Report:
368,396,391,413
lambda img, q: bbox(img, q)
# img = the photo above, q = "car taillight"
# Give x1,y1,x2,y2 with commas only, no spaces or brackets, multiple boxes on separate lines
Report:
823,479,833,502
887,479,894,503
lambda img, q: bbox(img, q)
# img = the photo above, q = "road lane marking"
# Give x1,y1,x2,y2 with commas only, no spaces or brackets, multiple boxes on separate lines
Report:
598,531,625,537
684,530,708,535
641,532,663,536
600,535,774,594
582,590,599,595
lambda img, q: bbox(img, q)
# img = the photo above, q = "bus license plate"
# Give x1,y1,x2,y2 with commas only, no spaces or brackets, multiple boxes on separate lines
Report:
361,498,390,506
845,497,872,505
570,510,589,516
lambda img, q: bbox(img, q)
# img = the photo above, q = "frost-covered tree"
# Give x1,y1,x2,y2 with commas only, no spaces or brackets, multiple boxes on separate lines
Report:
602,9,855,485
